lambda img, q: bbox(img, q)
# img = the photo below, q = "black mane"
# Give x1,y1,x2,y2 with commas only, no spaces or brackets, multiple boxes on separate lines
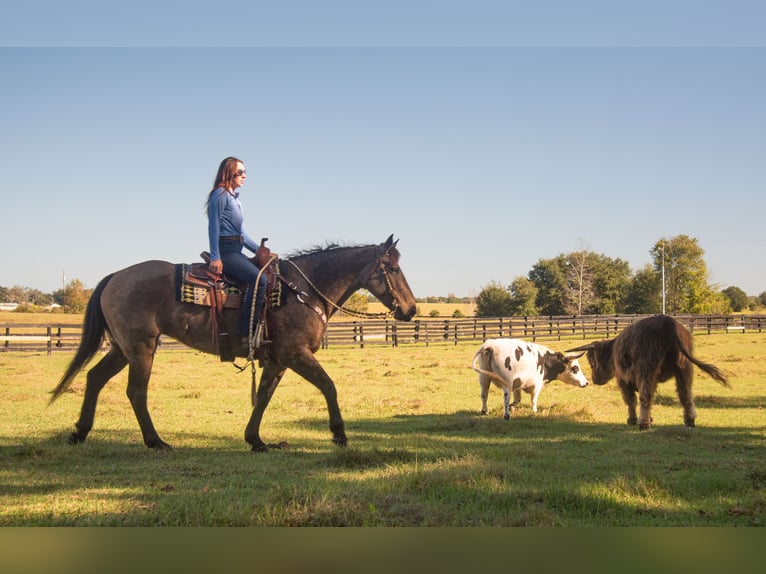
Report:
287,242,371,259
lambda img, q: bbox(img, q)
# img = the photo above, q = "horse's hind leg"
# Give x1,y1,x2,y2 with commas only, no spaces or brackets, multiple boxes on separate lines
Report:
70,347,128,445
245,363,287,452
125,346,170,450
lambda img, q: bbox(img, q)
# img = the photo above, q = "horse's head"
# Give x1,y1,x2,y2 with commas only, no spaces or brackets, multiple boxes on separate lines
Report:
366,235,417,321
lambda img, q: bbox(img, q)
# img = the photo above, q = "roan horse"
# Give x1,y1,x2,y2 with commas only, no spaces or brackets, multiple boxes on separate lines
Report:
51,235,417,451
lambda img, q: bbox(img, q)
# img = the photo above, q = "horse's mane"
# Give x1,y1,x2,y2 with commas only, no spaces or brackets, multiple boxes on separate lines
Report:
286,242,371,259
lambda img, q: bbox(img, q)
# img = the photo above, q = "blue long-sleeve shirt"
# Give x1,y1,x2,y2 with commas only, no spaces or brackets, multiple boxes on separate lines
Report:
207,188,259,261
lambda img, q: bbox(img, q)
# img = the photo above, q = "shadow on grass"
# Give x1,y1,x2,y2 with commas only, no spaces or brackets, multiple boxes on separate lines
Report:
1,409,764,526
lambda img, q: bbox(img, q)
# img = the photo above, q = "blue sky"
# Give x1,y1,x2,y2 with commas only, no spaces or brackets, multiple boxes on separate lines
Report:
1,2,765,298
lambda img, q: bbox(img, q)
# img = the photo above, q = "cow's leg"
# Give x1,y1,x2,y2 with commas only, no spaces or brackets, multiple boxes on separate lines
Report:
503,387,511,420
70,346,128,445
637,379,657,430
245,362,287,452
530,386,541,413
675,366,696,427
479,374,491,415
512,389,522,410
617,378,638,426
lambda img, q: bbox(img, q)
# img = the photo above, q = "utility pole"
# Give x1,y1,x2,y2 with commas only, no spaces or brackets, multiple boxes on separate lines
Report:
660,245,666,314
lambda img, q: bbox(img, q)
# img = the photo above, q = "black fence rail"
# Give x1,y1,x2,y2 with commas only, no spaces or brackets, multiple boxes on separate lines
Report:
3,314,762,354
321,313,764,348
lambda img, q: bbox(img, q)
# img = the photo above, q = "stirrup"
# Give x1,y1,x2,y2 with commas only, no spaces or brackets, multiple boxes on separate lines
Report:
254,322,271,348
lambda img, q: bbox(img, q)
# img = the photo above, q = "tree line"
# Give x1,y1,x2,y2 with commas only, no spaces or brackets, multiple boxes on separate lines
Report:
3,234,763,317
475,235,765,317
0,280,93,313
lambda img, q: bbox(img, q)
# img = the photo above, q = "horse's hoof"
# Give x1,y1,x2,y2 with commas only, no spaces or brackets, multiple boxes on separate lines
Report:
251,443,269,453
67,433,85,445
147,441,173,451
333,435,348,448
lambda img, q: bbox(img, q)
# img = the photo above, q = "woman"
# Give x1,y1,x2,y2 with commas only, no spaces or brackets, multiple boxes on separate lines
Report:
206,156,269,347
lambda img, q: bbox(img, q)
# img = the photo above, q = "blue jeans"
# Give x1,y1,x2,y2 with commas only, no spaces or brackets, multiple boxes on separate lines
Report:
219,240,268,337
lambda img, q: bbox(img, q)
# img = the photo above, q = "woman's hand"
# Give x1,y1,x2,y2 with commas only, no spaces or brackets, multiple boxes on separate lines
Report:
209,259,223,275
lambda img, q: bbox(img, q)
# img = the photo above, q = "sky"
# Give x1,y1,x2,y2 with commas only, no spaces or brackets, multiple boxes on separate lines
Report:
1,1,765,299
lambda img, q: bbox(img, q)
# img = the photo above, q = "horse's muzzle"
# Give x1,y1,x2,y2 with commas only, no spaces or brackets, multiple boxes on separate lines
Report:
395,306,417,321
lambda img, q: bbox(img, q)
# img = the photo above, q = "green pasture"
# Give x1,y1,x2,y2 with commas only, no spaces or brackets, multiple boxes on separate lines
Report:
0,333,764,526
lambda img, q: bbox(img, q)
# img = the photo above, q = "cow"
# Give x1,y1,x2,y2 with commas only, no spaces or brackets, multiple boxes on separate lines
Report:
567,314,729,429
470,338,589,420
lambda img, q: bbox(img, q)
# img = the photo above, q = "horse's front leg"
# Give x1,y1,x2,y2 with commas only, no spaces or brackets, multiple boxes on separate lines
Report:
288,352,347,447
245,363,287,452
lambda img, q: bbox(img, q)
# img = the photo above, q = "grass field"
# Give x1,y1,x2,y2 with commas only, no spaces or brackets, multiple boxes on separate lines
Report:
0,331,764,526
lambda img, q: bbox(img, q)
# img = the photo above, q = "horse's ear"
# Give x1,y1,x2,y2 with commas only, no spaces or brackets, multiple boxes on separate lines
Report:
383,235,398,255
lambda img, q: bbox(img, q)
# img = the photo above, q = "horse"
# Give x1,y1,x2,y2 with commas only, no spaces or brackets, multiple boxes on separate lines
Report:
50,234,417,452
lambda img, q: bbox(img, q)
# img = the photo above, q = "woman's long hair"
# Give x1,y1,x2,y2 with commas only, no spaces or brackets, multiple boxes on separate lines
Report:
205,156,243,215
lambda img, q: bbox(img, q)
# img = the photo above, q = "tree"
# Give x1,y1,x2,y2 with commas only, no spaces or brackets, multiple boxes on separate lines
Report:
623,265,661,314
721,286,749,312
62,279,90,313
343,291,369,315
651,235,716,314
507,277,538,316
588,254,632,314
528,256,570,315
475,282,512,317
566,247,595,315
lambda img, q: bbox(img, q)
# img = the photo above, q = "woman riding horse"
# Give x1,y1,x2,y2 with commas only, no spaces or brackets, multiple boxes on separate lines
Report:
206,156,269,348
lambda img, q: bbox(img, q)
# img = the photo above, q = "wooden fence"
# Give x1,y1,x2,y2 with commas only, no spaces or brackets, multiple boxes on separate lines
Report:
1,314,763,355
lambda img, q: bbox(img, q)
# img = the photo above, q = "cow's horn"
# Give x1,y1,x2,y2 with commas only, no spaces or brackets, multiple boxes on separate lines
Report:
565,343,596,353
566,351,586,359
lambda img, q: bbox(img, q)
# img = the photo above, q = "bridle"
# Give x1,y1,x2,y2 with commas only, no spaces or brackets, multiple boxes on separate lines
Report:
281,245,404,320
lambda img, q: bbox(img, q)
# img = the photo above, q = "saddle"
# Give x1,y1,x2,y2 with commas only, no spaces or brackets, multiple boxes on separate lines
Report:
176,238,281,362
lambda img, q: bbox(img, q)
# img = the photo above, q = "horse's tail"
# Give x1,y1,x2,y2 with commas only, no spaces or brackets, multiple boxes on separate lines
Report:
49,273,114,404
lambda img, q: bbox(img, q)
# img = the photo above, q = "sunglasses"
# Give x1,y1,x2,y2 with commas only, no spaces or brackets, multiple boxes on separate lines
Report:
235,169,247,176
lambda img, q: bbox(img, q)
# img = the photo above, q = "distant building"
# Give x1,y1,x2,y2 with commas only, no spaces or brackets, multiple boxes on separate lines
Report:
0,303,19,311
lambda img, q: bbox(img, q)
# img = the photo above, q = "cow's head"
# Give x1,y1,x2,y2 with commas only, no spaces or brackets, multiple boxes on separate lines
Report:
542,351,590,387
566,340,615,386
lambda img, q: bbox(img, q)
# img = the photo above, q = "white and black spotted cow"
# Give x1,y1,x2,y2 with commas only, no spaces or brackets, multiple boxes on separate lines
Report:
470,338,589,419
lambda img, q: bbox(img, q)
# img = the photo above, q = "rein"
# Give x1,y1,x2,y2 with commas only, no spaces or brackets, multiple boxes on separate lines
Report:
281,254,399,320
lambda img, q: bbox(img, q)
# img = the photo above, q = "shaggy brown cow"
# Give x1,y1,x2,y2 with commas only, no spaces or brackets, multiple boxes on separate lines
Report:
567,315,728,429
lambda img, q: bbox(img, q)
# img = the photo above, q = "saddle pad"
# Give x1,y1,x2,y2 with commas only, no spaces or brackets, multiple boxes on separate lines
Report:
175,264,242,309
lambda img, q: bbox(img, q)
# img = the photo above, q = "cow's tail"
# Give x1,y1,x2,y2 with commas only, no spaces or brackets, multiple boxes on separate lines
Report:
679,344,730,388
470,344,507,386
49,273,115,404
